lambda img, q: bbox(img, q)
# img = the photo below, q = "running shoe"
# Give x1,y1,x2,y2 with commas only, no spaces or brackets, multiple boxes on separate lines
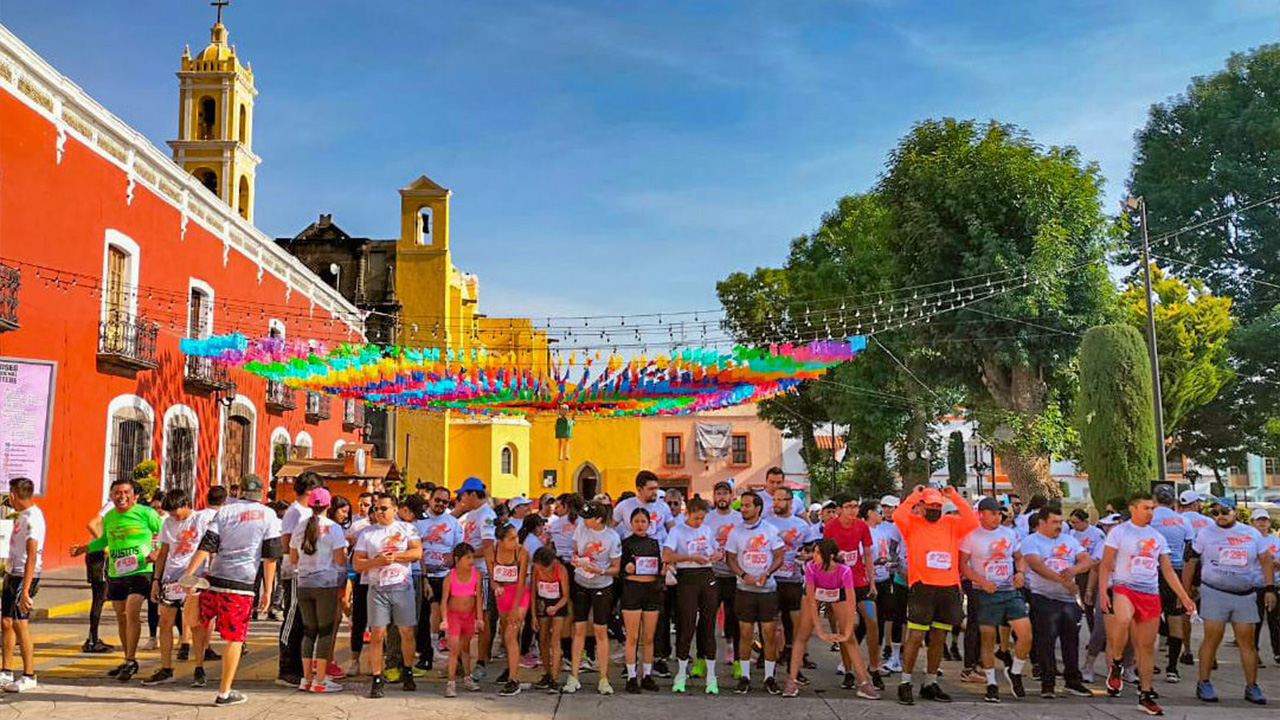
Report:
782,677,798,697
1139,690,1163,716
691,658,706,677
641,675,659,692
856,681,880,700
1105,662,1123,696
463,676,481,692
191,666,207,688
1245,683,1267,705
1039,684,1055,699
597,678,614,695
500,679,522,696
803,654,817,670
383,666,402,683
1064,679,1092,697
214,690,247,706
275,674,303,688
626,676,640,694
2,676,35,693
735,677,751,694
311,678,343,693
920,683,952,702
328,663,347,679
705,676,719,695
0,671,12,686
672,673,687,693
298,679,311,692
1004,668,1026,699
897,682,914,706
561,675,581,694
141,668,175,686
107,661,130,678
494,669,510,685
142,637,159,651
884,656,902,673
176,644,190,662
1165,668,1180,684
444,681,457,698
369,676,385,698
533,674,556,692
795,671,811,686
1123,665,1139,684
653,658,672,678
1081,668,1095,683
116,660,139,683
984,684,1000,703
764,677,781,696
204,647,221,661
1179,652,1193,666
578,656,595,673
841,672,857,690
471,662,489,680
870,670,884,690
519,653,539,669
402,670,417,692
410,664,428,678
83,638,114,654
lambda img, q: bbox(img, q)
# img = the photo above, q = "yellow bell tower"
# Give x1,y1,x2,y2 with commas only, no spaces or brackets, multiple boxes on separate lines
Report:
168,1,260,222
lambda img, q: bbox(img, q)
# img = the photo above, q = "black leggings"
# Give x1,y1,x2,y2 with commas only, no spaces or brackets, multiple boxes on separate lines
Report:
350,581,369,653
147,599,159,638
716,575,739,657
299,586,342,660
676,569,717,660
876,580,905,645
87,552,108,642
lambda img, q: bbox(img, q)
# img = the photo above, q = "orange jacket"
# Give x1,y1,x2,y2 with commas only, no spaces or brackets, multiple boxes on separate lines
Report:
892,488,979,587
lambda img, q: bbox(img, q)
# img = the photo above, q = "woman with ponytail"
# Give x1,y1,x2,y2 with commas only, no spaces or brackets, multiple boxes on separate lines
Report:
289,488,348,693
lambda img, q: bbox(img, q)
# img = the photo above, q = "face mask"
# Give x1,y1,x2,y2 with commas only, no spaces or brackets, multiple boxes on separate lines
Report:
924,508,942,523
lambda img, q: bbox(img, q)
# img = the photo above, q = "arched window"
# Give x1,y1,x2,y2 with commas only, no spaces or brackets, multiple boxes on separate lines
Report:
198,96,216,139
237,176,250,219
500,445,514,475
418,207,433,245
194,168,218,195
102,394,155,500
238,104,247,144
162,405,198,495
220,398,257,485
294,431,313,459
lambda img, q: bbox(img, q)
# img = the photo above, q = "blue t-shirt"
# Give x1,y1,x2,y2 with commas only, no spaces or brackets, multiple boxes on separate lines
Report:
1151,506,1193,569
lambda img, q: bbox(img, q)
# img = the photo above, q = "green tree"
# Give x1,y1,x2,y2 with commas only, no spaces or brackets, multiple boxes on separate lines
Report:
1076,325,1158,509
879,118,1116,497
849,454,899,500
1120,266,1234,440
947,431,967,487
1127,45,1280,321
1230,304,1280,456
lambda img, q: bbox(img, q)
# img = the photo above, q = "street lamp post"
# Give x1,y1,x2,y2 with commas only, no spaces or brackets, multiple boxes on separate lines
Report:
1127,195,1168,482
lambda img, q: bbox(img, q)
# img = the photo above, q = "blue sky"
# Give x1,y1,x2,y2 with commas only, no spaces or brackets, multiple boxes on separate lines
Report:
5,1,1278,319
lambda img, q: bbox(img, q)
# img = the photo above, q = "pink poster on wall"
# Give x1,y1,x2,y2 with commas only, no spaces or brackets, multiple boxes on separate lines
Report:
0,357,55,495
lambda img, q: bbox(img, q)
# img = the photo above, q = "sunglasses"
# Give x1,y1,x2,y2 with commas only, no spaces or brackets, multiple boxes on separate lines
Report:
373,505,395,514
1207,508,1229,517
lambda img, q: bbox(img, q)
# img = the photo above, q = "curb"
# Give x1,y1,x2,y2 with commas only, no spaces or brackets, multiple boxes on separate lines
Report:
33,599,92,621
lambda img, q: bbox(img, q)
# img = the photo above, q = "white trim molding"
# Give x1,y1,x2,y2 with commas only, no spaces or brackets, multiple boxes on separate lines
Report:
160,404,199,490
101,393,156,502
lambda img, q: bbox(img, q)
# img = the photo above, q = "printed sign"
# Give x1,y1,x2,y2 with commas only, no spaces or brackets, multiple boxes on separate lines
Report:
0,358,55,495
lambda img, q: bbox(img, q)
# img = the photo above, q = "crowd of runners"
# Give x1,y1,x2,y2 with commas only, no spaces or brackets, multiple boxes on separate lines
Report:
2,468,1278,714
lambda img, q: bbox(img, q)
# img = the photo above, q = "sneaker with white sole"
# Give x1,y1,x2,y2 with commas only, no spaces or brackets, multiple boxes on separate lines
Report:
598,678,614,695
561,675,581,694
3,676,36,693
311,678,343,693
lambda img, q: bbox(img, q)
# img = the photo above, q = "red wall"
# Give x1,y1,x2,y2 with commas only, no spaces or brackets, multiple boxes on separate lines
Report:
0,90,361,568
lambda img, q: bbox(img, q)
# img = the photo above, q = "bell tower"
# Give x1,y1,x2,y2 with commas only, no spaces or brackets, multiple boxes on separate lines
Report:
168,1,260,222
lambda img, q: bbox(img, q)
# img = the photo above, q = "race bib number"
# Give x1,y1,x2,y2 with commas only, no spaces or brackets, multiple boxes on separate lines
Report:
114,554,139,575
839,550,858,565
984,560,1012,582
780,560,797,576
379,564,409,587
423,550,447,570
814,587,841,603
537,581,561,600
163,582,187,602
925,551,952,570
1218,547,1249,567
635,556,660,575
492,564,519,583
742,551,769,572
1046,557,1069,573
1129,555,1158,580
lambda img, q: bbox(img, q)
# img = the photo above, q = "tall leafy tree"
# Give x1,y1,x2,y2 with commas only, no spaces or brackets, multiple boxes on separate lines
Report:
879,118,1116,497
1077,325,1158,509
947,430,967,487
1119,266,1234,439
1127,45,1280,322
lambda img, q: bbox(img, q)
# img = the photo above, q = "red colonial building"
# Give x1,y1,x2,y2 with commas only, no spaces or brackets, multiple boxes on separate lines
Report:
0,22,365,567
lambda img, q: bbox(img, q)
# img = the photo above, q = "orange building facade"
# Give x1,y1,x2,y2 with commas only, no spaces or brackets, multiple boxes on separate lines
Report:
0,26,363,568
641,407,786,498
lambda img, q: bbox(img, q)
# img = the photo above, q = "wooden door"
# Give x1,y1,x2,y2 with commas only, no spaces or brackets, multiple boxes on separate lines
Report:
222,416,249,484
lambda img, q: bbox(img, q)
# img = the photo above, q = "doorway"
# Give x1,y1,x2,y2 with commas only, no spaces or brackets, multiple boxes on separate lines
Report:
575,463,600,499
222,415,251,484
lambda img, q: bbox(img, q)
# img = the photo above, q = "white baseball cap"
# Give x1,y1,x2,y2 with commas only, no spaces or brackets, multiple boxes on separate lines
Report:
880,495,901,508
507,495,532,510
1178,490,1203,505
1099,512,1122,525
1253,508,1272,520
808,502,824,515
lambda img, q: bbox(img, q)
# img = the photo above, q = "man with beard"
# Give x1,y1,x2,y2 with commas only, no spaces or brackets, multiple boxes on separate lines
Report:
766,486,811,683
755,467,805,519
1182,497,1274,704
725,492,785,695
704,481,744,673
892,485,978,706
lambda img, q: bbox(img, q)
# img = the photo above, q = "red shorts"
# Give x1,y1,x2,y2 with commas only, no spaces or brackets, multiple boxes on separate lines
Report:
1112,585,1161,623
198,590,254,643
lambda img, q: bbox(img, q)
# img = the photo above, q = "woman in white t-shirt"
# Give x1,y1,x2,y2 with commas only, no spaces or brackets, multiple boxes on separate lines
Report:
289,489,348,694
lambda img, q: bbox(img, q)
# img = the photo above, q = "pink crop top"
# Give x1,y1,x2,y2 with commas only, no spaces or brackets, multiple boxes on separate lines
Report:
449,568,478,597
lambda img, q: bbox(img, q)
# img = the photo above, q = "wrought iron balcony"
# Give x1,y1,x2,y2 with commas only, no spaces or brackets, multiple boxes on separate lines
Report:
184,355,234,392
0,263,18,332
97,309,159,370
266,380,296,412
306,392,331,422
342,399,365,430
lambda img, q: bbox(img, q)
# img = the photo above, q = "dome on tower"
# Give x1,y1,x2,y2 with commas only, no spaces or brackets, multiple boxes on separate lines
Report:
196,23,235,63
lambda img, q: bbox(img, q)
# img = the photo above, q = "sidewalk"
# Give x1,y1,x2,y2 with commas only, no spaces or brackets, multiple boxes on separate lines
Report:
31,566,94,620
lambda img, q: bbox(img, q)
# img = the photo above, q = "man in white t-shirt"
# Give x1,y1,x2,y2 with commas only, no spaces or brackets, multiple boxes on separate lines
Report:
958,496,1030,703
704,481,743,665
0,478,44,693
278,472,321,686
354,493,423,698
1019,504,1093,699
725,492,785,695
141,488,211,687
756,467,806,519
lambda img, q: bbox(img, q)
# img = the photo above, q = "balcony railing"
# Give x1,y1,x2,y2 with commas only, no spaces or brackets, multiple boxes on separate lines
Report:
0,263,19,331
184,355,234,392
306,392,331,422
342,399,364,430
265,380,296,412
97,309,159,370
1229,473,1251,489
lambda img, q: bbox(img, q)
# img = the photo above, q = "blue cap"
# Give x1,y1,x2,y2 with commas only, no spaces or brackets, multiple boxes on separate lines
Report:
456,477,486,495
1211,496,1237,510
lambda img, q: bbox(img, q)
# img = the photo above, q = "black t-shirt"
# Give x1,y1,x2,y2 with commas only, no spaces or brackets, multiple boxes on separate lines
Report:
620,535,662,580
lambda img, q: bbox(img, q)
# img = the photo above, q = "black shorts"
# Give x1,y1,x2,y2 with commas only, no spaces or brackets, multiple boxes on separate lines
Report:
426,576,445,605
85,550,107,585
536,592,570,618
1159,574,1186,617
854,585,873,603
906,582,963,632
572,584,614,625
621,580,663,612
107,572,153,602
1,576,39,620
778,581,803,613
735,588,779,623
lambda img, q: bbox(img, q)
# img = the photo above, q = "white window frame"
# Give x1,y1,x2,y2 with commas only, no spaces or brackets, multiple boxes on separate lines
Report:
268,317,286,340
500,444,515,475
294,430,314,459
101,393,155,502
216,396,258,486
186,278,216,338
333,439,349,458
100,229,140,323
161,404,199,491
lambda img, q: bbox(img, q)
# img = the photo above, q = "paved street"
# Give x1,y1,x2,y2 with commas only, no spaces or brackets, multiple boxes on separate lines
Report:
8,607,1280,719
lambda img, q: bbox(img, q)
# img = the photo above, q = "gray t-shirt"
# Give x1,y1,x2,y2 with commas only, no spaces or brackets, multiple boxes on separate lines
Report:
1020,531,1085,603
201,502,283,593
572,524,621,589
725,520,783,593
1193,522,1263,593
